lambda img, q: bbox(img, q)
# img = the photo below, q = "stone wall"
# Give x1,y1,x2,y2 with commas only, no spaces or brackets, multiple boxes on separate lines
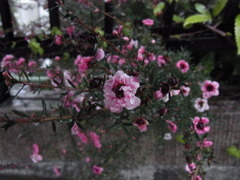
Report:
0,87,240,179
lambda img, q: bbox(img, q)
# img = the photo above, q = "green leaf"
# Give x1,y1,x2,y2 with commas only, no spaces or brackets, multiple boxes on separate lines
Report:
123,22,133,37
12,110,30,117
153,2,165,16
212,0,228,17
234,14,240,55
183,13,212,28
175,134,185,144
194,3,208,14
28,39,44,56
63,52,70,60
51,26,62,36
226,146,240,158
173,14,184,23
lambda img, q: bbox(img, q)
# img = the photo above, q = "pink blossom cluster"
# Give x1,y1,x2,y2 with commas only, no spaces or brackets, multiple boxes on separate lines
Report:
74,55,94,73
63,91,85,112
1,54,37,73
71,123,102,149
112,25,123,36
65,25,75,36
55,35,63,45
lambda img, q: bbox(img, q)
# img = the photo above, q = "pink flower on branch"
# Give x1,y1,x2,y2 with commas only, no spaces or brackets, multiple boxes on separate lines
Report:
166,120,177,133
185,162,196,173
142,18,154,26
180,85,190,96
201,80,219,99
133,118,149,132
53,167,61,176
192,117,210,135
89,131,102,148
196,139,213,148
176,60,189,73
71,123,88,144
95,48,105,61
103,70,141,113
92,165,104,175
194,98,209,112
30,144,43,163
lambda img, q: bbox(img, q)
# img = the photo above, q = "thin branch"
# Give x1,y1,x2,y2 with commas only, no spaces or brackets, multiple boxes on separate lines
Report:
15,80,89,92
83,0,126,26
0,115,73,123
74,18,125,56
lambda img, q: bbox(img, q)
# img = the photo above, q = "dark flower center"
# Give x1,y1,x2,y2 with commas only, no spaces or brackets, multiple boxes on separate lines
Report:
135,118,145,125
198,101,204,107
197,122,204,130
206,85,214,91
180,63,186,69
113,84,124,98
161,83,170,95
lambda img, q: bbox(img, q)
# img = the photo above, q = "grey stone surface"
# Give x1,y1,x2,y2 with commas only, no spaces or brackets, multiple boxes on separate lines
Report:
1,87,240,179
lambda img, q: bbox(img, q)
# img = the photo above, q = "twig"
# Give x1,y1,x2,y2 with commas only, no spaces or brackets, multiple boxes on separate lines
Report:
74,18,125,56
83,0,126,26
203,24,226,37
16,80,86,92
0,115,73,123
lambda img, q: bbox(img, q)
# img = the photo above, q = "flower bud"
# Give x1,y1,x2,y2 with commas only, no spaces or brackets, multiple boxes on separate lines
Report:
90,78,102,88
95,48,105,61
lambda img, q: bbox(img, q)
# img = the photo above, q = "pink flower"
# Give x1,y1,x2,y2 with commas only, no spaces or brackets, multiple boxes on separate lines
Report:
133,118,149,132
95,48,105,61
192,117,210,135
180,86,190,96
176,60,189,73
71,123,80,135
118,58,126,66
28,61,37,68
54,56,61,61
166,120,177,133
201,80,219,99
142,18,154,26
193,175,202,180
55,35,62,45
185,163,196,173
89,131,102,148
71,123,88,144
112,25,123,36
66,26,75,36
85,157,91,163
30,144,43,163
107,55,120,63
157,55,167,67
103,70,141,113
196,139,213,148
74,55,94,73
170,89,180,96
16,57,25,66
53,167,61,176
194,98,209,112
92,165,104,175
